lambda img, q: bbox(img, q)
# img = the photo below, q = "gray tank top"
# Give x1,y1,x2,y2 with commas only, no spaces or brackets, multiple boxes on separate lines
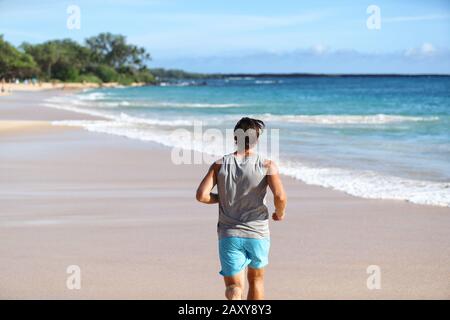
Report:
216,153,269,239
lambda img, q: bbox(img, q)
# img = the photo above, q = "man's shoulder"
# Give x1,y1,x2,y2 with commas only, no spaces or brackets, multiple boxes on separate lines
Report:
212,156,225,172
262,158,279,175
216,152,234,164
262,158,274,168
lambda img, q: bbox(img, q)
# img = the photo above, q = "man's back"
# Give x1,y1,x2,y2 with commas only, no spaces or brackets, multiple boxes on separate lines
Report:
216,153,269,239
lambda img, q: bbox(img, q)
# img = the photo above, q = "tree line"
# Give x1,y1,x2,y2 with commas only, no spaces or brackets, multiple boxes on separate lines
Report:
0,33,157,85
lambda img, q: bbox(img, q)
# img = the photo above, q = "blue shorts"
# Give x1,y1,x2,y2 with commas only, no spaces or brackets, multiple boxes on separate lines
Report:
218,237,270,277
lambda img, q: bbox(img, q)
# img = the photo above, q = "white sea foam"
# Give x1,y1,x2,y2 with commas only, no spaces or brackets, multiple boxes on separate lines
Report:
227,77,255,80
116,113,194,126
43,101,194,127
132,101,242,108
41,102,116,120
278,161,450,207
94,101,241,109
49,94,242,109
51,116,450,207
51,120,194,150
45,94,450,207
255,80,281,84
41,100,117,120
78,92,108,100
256,113,439,125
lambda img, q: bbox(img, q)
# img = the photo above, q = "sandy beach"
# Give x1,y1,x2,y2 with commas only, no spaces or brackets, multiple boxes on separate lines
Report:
0,90,449,299
0,82,145,97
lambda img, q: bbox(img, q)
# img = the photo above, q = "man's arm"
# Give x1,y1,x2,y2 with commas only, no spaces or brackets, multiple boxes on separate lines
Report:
267,160,287,221
196,162,220,204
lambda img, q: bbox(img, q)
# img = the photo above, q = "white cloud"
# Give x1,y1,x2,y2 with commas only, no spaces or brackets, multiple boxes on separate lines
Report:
405,43,437,57
421,43,436,55
310,44,329,55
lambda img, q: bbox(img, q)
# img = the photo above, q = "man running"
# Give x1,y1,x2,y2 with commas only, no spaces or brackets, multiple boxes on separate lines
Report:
196,117,287,300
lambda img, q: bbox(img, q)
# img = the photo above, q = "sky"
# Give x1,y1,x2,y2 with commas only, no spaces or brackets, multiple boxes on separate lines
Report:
1,0,449,73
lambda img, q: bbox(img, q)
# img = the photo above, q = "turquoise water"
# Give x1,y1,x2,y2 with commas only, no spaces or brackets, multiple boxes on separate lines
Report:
44,76,450,206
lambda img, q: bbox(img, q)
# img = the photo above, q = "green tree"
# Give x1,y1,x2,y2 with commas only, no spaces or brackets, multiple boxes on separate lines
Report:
85,33,151,70
89,64,119,82
1,33,158,84
22,39,90,81
21,41,58,79
0,35,38,80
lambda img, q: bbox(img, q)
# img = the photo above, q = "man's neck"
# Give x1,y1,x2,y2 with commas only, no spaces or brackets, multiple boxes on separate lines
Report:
235,149,255,157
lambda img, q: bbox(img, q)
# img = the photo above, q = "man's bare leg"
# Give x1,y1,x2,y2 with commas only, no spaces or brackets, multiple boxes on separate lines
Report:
223,270,245,300
247,267,265,300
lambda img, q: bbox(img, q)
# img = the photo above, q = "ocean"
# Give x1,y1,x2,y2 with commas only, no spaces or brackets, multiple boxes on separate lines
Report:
44,76,450,207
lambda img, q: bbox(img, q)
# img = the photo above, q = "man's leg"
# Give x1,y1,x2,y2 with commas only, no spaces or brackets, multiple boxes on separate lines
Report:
247,267,265,300
223,270,245,300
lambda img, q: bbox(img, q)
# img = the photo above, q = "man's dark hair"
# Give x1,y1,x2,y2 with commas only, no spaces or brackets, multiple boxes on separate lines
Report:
234,117,265,150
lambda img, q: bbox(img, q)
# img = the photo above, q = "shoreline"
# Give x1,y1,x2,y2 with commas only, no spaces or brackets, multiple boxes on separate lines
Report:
39,89,450,208
4,88,449,209
0,82,146,97
0,90,449,299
